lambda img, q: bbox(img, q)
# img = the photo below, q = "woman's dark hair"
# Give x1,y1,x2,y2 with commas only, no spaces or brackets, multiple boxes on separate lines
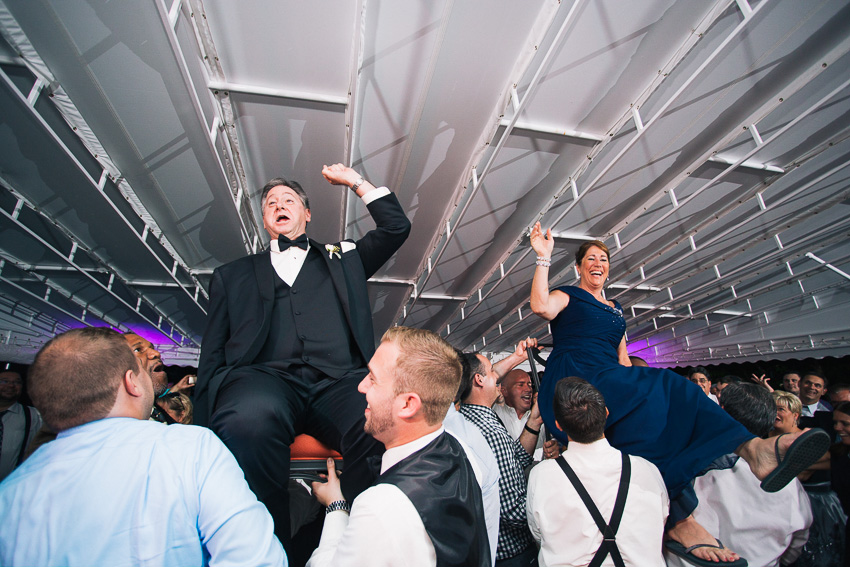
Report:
575,240,610,265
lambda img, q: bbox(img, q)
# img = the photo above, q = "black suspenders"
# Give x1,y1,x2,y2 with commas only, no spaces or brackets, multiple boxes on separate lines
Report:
556,452,631,567
15,405,33,466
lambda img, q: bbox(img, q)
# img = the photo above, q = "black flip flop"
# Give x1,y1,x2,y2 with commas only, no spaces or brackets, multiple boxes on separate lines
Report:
760,428,830,493
665,539,747,567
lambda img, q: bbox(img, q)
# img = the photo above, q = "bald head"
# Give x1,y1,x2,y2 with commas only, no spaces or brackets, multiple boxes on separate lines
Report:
29,328,139,432
123,333,167,394
501,368,534,416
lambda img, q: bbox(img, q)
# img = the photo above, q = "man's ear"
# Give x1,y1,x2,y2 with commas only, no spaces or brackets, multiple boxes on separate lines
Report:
473,373,485,388
397,392,422,420
123,369,144,398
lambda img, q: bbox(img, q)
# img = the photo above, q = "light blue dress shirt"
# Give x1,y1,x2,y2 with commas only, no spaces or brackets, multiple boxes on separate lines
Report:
0,417,287,567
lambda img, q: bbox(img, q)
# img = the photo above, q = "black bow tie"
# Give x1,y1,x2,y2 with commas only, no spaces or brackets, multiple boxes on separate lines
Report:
278,234,308,251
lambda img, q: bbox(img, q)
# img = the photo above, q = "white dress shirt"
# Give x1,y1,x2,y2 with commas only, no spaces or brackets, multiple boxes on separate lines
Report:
269,187,391,285
527,438,669,567
0,402,42,481
664,457,812,567
801,399,830,417
444,404,501,565
0,417,286,567
307,428,443,567
492,402,545,459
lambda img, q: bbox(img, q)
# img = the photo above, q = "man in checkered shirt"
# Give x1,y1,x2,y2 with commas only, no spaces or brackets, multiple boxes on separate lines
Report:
459,339,543,567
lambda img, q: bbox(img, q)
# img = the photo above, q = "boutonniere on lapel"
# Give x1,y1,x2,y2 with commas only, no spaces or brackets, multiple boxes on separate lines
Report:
325,244,341,260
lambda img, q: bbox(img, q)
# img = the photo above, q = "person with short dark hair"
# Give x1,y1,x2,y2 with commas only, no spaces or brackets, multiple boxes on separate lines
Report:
800,371,832,415
830,383,850,404
0,370,41,481
460,340,542,566
714,375,740,400
527,377,669,566
443,347,501,565
306,327,489,567
493,368,548,459
665,382,812,567
195,164,411,549
799,371,835,440
688,367,718,404
123,333,194,424
782,371,802,396
0,328,286,567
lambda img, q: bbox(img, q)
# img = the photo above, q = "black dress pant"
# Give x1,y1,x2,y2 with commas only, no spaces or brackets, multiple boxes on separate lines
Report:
209,364,383,550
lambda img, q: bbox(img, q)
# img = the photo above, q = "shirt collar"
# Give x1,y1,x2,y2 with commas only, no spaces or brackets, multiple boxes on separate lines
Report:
1,402,23,415
460,403,495,418
56,416,153,440
565,437,612,457
381,427,444,474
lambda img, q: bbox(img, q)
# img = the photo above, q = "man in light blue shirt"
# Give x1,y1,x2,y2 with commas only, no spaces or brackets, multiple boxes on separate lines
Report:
0,327,287,567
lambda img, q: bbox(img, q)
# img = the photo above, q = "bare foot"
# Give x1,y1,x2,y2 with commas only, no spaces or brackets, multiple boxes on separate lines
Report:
667,515,740,563
737,429,814,481
737,434,786,481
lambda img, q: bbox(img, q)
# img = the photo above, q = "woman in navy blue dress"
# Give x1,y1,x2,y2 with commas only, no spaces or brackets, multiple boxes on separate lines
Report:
529,222,830,566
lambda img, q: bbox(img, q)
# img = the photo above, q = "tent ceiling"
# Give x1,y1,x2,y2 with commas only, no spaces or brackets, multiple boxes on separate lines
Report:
1,0,849,367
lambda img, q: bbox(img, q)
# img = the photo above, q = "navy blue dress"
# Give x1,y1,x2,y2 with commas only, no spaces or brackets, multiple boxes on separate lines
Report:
539,286,754,499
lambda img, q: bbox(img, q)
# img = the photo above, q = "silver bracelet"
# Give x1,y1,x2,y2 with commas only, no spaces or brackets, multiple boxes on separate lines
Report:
325,499,351,515
535,259,551,267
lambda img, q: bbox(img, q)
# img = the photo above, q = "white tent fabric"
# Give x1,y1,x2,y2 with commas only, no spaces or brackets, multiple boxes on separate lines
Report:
0,0,849,366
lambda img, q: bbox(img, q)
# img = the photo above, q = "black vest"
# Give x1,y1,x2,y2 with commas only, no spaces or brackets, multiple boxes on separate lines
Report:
255,251,364,378
378,432,491,567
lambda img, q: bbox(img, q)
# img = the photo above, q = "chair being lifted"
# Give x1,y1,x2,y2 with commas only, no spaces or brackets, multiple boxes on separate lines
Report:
289,434,343,483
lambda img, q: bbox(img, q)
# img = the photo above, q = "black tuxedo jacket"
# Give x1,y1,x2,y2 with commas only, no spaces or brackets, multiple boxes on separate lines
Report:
194,193,411,424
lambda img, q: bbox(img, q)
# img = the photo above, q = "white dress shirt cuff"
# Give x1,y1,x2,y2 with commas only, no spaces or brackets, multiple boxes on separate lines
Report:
361,186,391,205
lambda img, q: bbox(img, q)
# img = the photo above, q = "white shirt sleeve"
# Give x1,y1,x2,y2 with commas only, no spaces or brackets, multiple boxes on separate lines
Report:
361,186,391,205
780,488,813,565
307,484,435,567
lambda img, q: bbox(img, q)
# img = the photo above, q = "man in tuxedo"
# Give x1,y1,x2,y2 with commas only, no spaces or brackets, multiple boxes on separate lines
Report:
195,163,411,548
307,326,490,567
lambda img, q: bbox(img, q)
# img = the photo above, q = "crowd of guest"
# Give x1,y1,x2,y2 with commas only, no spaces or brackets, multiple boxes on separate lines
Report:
0,168,848,567
0,330,850,566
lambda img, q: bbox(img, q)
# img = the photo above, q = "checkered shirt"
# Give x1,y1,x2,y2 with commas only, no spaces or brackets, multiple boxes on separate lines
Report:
459,403,534,560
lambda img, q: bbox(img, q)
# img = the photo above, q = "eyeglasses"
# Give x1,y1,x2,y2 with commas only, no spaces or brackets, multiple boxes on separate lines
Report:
0,379,21,386
690,378,709,384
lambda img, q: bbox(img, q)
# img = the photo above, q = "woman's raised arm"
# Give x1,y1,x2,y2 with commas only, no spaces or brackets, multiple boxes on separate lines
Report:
529,222,569,320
